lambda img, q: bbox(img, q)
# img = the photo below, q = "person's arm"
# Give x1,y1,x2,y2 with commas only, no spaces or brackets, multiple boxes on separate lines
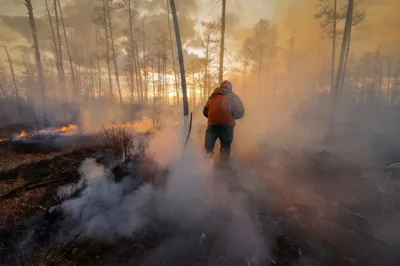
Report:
231,93,245,120
203,99,210,118
203,88,219,118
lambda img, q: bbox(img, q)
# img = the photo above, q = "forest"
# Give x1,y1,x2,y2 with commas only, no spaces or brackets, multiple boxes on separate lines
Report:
0,0,400,265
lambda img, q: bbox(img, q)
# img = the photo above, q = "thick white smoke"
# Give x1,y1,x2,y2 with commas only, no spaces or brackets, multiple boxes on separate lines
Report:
59,123,268,262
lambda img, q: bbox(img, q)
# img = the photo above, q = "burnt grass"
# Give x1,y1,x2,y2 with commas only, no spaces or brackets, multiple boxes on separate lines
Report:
1,143,400,266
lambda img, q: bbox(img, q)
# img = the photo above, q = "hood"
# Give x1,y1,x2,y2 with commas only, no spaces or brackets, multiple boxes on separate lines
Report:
212,87,232,95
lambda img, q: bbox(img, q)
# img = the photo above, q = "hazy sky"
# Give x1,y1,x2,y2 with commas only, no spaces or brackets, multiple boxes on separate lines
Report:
0,0,399,60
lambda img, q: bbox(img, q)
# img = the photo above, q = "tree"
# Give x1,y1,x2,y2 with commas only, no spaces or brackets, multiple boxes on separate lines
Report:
105,0,125,105
94,0,113,98
58,0,76,97
2,45,19,103
127,0,137,104
169,0,189,120
94,22,102,99
315,0,364,98
166,0,179,105
24,0,46,105
201,20,220,97
142,18,149,104
236,40,251,96
53,0,66,92
242,19,277,97
218,0,227,83
45,0,62,93
330,0,354,129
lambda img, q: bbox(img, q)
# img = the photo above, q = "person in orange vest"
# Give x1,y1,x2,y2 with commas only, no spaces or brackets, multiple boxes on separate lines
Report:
203,80,245,162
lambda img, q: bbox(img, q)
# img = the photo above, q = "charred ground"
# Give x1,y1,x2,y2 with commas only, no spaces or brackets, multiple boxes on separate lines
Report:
0,120,400,266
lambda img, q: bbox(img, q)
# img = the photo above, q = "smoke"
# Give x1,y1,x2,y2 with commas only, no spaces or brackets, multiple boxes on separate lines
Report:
59,123,268,263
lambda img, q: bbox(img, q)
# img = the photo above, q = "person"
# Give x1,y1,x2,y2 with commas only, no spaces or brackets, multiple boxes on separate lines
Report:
203,80,245,162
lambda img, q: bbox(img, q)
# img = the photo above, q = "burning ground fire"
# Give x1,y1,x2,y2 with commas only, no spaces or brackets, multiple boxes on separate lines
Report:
0,119,155,142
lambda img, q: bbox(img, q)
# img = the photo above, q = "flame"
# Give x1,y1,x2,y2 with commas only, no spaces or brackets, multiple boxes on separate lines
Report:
15,130,27,139
58,124,78,133
0,138,5,142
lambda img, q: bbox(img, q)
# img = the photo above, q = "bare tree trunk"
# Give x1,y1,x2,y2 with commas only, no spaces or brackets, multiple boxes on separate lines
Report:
204,27,211,98
166,0,179,105
133,42,141,105
218,0,227,83
338,20,353,100
25,0,46,105
135,43,143,105
95,23,102,99
151,59,156,102
0,75,6,100
106,1,123,105
157,45,161,99
45,0,62,92
102,0,113,99
169,0,189,118
21,53,35,99
142,19,148,104
331,0,337,97
128,0,136,104
53,0,65,91
2,45,19,103
58,0,76,97
331,0,353,130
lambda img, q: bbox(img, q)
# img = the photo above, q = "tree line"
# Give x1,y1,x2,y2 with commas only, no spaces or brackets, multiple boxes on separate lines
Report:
1,0,399,119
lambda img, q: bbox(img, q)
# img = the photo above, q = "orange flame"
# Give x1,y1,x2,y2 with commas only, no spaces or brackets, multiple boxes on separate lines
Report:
58,124,78,133
0,138,5,142
15,130,27,139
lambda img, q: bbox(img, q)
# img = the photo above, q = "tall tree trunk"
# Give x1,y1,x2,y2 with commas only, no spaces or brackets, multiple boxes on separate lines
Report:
151,59,156,102
331,0,337,97
45,0,62,93
58,0,76,97
127,0,137,104
142,19,148,104
53,0,65,91
135,43,143,105
106,1,123,105
333,0,353,104
218,0,227,83
0,75,7,100
166,0,179,105
331,0,354,129
102,0,113,99
21,53,35,99
169,0,189,119
95,23,102,99
2,45,19,103
157,46,161,98
25,0,46,105
338,20,353,100
133,41,141,105
204,28,211,98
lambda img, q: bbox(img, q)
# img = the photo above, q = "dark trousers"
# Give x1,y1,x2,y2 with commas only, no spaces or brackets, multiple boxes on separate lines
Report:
205,125,234,161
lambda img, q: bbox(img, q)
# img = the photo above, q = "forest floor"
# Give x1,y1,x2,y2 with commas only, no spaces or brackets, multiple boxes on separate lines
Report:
1,125,400,266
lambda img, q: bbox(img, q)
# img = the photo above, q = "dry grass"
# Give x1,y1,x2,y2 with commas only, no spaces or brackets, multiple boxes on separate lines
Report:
99,125,147,162
0,187,46,230
0,146,65,172
26,249,77,266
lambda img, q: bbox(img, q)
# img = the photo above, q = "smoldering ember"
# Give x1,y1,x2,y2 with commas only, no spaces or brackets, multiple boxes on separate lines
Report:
1,0,400,265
